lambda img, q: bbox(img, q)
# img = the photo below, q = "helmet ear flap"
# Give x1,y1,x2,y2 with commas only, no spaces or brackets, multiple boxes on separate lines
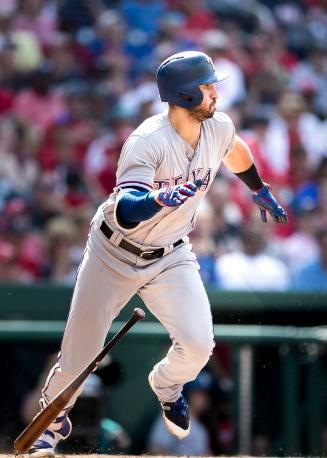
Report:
177,86,203,108
179,93,193,103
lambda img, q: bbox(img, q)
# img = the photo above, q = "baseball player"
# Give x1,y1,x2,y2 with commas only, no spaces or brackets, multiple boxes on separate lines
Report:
29,51,287,457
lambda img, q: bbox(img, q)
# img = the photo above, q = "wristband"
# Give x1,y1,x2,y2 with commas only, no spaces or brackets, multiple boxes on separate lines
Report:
234,164,264,191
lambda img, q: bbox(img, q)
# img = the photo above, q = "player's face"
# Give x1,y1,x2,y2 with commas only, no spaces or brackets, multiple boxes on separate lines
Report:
189,84,218,121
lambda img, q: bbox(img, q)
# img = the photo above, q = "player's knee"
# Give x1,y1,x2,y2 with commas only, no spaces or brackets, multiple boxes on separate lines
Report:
183,333,215,363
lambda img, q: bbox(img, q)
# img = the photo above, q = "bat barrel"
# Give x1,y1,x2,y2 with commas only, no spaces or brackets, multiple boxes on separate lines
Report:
14,404,61,453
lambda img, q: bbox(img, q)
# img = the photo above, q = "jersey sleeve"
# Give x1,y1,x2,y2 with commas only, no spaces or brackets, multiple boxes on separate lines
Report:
213,112,236,156
225,118,236,155
221,112,236,155
116,135,160,192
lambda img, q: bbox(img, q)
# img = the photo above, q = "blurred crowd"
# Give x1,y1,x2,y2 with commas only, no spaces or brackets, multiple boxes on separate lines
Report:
0,0,327,291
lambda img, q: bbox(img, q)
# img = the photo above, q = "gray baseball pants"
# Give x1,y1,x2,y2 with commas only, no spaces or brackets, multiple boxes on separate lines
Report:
41,208,214,413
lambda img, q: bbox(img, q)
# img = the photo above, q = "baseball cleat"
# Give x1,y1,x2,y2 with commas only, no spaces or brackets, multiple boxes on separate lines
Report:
161,396,190,439
148,372,190,439
28,416,72,457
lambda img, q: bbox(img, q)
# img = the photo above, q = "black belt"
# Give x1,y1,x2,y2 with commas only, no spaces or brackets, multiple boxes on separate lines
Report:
100,221,184,260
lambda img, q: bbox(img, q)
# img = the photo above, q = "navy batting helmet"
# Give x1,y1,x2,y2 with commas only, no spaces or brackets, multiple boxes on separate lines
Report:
157,51,221,109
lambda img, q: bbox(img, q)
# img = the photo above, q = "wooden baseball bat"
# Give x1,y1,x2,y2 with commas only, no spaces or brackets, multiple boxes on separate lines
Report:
14,308,145,455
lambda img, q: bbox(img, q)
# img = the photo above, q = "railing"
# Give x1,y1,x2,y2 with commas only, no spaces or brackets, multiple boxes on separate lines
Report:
1,283,326,321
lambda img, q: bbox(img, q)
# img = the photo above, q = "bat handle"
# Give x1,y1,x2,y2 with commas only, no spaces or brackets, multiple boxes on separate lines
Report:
133,308,145,321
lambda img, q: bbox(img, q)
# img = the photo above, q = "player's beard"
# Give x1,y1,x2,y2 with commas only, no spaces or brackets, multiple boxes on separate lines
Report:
188,101,216,122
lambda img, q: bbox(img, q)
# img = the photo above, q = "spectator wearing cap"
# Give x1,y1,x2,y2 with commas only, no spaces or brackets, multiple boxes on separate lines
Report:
291,228,327,291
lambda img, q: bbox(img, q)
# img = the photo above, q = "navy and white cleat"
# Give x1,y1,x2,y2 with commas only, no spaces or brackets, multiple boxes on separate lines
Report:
148,372,190,439
28,416,72,457
160,395,190,439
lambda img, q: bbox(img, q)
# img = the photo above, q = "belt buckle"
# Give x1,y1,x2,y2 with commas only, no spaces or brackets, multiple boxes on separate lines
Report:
140,249,163,260
140,250,156,260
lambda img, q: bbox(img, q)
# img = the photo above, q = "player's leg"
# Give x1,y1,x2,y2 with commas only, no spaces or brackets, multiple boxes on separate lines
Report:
29,246,139,456
42,252,137,407
139,259,214,437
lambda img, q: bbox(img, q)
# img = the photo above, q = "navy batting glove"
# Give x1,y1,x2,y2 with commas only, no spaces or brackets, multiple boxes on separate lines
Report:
251,184,288,224
155,182,198,207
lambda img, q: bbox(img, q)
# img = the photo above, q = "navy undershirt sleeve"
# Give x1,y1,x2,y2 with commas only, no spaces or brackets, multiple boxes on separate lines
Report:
117,190,162,227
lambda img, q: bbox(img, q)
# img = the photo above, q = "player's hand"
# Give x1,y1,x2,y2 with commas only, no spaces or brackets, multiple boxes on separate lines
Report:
155,181,200,207
251,184,288,224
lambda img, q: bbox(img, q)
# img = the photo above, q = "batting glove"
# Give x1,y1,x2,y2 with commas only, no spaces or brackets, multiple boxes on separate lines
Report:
251,184,288,224
155,181,198,207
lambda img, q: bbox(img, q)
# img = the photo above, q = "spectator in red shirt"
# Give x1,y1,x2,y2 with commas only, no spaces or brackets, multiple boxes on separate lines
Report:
13,66,65,140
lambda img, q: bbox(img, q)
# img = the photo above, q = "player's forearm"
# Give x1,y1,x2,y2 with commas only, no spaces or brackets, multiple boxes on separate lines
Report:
117,190,162,225
117,181,200,226
223,135,263,191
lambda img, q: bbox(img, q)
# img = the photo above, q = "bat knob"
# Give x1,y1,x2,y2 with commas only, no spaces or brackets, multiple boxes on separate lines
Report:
194,179,203,189
133,308,145,320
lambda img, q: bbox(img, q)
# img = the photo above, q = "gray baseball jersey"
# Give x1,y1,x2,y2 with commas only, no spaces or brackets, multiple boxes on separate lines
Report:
102,110,235,246
39,109,236,425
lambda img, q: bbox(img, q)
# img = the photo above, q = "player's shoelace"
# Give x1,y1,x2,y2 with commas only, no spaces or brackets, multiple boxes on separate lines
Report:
161,395,190,431
161,395,188,417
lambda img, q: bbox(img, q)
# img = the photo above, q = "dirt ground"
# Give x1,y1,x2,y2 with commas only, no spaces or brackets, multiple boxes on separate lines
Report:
0,455,295,458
